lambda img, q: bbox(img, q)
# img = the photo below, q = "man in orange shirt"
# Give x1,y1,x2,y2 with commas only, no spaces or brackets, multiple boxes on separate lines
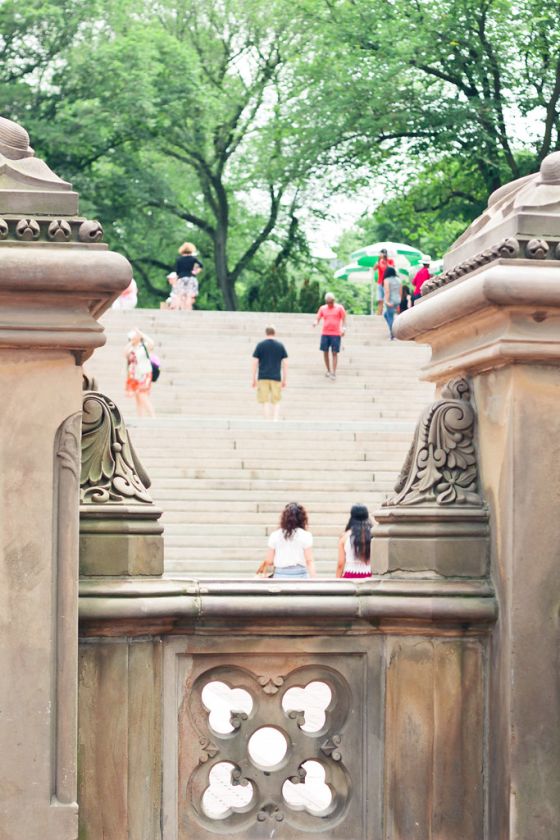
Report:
312,292,346,380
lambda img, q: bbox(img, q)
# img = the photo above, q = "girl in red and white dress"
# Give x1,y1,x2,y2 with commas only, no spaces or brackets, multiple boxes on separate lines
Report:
336,504,372,579
125,328,155,417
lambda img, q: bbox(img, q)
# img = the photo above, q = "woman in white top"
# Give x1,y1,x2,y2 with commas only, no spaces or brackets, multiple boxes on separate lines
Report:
125,328,156,417
264,503,316,579
336,504,372,579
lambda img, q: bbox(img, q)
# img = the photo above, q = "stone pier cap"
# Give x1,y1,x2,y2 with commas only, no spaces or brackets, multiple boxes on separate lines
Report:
0,116,130,358
395,152,560,380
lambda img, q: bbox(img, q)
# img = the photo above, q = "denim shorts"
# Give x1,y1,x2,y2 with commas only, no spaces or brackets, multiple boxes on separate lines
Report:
273,565,309,579
320,335,341,353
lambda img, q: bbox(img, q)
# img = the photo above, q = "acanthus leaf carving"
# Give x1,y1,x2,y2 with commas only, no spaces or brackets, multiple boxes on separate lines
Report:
57,413,81,479
385,378,482,508
80,390,152,504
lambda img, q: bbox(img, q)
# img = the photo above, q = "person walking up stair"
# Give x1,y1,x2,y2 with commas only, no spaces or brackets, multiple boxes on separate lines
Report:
313,292,346,379
252,325,288,421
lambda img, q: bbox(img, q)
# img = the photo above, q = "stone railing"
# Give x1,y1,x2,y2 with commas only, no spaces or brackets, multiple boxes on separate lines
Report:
78,577,495,840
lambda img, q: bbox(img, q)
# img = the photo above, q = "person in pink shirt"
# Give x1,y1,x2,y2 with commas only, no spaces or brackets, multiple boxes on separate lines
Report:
412,257,431,303
312,292,346,379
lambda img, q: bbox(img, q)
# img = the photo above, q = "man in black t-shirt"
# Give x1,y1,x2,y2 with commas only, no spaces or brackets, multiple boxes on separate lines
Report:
251,326,288,421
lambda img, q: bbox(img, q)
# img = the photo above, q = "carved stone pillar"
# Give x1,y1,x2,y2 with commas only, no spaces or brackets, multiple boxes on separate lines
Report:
394,151,560,839
80,389,163,576
372,377,489,579
0,117,130,840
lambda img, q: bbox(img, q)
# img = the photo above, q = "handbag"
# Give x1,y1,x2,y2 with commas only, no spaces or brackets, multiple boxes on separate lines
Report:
255,559,274,578
142,342,161,382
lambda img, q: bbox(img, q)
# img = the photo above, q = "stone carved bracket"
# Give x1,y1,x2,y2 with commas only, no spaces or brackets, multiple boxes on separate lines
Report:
422,235,560,296
80,391,152,505
423,151,560,296
0,215,103,244
386,378,482,509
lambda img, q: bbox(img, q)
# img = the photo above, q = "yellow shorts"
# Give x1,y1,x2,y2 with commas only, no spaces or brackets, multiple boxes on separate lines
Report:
257,379,282,404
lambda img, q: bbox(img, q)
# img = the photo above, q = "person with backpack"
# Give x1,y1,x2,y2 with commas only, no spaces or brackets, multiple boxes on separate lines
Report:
125,328,156,417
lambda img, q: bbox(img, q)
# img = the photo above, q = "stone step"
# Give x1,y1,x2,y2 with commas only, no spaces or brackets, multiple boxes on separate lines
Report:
146,460,396,474
165,522,346,536
151,482,392,497
155,490,387,505
165,532,344,548
161,502,384,521
88,308,426,575
148,467,393,482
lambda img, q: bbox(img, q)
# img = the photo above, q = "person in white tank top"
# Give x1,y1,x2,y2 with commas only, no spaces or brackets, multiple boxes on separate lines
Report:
259,502,316,579
336,504,372,579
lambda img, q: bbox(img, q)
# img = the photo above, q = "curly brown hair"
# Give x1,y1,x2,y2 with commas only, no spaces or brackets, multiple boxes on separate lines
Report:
280,502,308,539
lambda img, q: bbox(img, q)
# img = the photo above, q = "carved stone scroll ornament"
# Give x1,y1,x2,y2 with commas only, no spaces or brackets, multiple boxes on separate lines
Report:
80,391,152,504
385,378,482,508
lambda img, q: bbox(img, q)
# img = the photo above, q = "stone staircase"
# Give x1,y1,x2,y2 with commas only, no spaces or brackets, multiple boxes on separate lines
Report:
86,309,433,577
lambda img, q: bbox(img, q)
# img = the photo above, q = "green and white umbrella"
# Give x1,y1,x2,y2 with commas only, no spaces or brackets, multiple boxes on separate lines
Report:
334,263,371,282
351,241,423,269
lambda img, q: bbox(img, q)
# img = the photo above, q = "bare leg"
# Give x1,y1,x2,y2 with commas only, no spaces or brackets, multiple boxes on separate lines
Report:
263,401,271,420
331,352,338,375
272,402,280,422
323,351,331,373
377,300,383,315
138,392,155,417
134,393,143,416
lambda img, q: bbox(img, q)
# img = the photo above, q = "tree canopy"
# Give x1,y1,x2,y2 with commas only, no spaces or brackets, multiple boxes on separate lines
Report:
1,0,559,310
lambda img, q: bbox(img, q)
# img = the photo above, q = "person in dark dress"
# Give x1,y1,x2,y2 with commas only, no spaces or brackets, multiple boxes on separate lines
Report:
175,242,203,310
251,325,288,421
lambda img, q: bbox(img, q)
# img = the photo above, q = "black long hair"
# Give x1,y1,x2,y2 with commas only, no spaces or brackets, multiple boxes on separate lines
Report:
280,502,308,539
345,504,372,561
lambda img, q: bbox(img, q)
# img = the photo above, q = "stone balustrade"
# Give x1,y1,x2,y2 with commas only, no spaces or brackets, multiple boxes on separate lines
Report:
78,577,495,840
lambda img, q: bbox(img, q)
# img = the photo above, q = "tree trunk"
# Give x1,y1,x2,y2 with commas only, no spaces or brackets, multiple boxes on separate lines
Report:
214,221,237,310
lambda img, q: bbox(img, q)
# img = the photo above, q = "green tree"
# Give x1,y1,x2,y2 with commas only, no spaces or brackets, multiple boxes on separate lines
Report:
303,0,560,192
1,0,341,310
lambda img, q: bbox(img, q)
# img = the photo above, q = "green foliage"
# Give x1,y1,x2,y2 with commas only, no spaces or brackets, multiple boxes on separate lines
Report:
1,0,560,311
